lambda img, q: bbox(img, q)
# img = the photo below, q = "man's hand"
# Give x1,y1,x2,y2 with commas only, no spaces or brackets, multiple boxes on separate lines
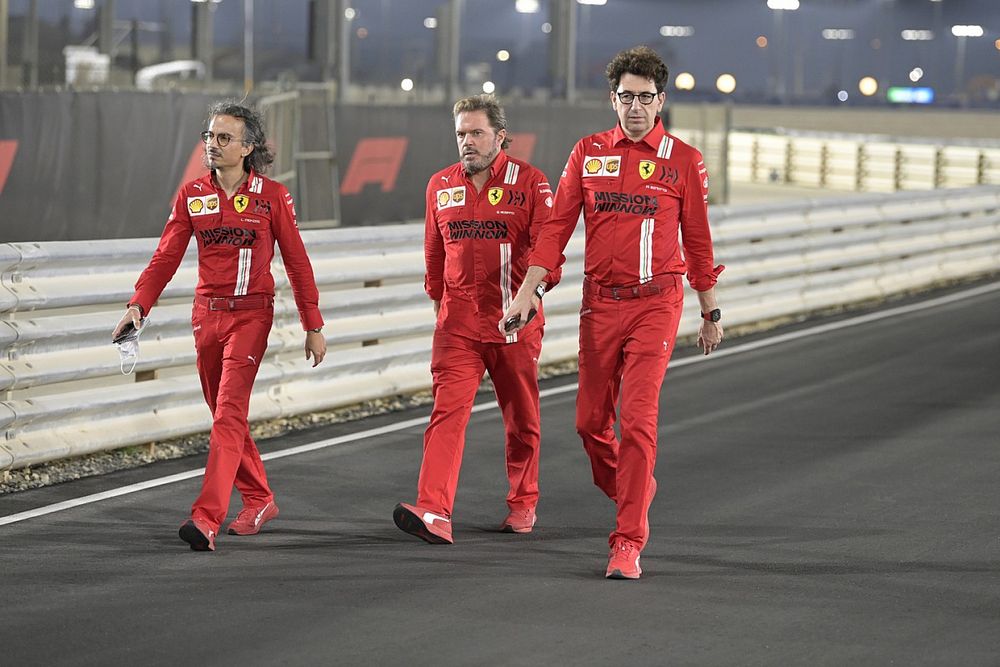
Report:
500,293,540,334
499,265,548,333
112,305,143,341
305,330,327,367
697,321,723,356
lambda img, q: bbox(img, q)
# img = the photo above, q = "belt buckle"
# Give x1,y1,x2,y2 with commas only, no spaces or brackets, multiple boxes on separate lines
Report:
209,297,230,311
609,286,622,300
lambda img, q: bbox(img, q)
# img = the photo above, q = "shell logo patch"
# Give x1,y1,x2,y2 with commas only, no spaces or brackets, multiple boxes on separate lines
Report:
187,196,208,215
436,186,466,210
639,160,656,180
234,194,249,213
488,187,503,206
582,155,622,178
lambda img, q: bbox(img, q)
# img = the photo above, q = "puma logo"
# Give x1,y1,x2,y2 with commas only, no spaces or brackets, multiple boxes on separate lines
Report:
422,512,451,525
247,355,256,365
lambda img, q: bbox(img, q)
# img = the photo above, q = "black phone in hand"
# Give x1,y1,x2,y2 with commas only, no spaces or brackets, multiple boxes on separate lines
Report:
503,308,537,333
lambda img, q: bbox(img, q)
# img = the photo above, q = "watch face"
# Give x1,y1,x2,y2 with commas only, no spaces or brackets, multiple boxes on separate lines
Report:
710,309,721,322
534,284,545,299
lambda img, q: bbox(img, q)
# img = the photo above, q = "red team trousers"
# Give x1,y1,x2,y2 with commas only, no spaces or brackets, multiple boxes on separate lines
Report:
189,298,275,531
416,326,544,517
576,275,684,549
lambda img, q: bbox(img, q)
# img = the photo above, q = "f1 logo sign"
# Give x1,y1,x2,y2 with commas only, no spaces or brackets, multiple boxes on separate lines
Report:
340,137,409,195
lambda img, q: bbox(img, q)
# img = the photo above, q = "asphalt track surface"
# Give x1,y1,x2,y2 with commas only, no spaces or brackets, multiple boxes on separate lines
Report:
2,280,998,666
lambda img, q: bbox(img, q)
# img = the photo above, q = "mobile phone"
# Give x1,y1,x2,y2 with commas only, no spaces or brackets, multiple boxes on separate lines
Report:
112,318,144,344
503,308,537,333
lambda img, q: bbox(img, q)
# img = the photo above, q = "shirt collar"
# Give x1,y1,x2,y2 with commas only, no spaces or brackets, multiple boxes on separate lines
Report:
612,116,666,150
209,168,255,192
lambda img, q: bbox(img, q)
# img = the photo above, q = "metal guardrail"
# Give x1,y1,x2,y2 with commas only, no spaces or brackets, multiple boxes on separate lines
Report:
727,130,1000,193
2,187,999,470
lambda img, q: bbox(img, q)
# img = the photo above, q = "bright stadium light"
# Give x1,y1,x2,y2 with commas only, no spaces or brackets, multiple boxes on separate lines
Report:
716,74,736,94
577,0,608,5
423,17,437,29
951,25,984,37
515,0,540,13
344,7,356,20
901,30,934,41
497,50,510,62
822,29,855,40
660,26,694,37
74,0,95,8
858,76,878,96
400,78,414,92
483,81,496,94
674,72,695,90
767,0,800,10
837,90,849,102
909,67,924,82
541,23,552,34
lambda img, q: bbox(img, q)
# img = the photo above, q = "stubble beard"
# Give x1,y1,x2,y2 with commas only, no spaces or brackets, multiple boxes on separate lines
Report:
462,145,498,177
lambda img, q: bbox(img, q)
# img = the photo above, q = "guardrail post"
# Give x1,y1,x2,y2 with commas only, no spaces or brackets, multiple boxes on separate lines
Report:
819,141,829,188
978,150,986,185
784,137,792,185
750,135,759,183
856,143,865,192
894,147,903,191
934,147,944,189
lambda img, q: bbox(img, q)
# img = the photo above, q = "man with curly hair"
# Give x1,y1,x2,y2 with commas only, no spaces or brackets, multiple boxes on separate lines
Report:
112,102,327,552
502,46,724,578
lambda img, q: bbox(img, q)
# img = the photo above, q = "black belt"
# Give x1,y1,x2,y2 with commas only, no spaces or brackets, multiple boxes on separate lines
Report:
584,277,678,300
195,294,273,311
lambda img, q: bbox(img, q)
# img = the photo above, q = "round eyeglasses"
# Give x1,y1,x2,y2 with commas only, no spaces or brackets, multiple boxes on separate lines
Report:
616,91,658,105
200,131,246,148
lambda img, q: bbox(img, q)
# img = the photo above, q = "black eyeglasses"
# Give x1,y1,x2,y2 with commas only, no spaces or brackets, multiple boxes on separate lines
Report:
616,91,659,105
200,131,246,147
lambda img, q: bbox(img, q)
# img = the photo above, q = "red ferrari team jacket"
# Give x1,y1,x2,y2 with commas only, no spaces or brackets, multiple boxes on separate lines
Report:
530,118,723,292
424,151,561,343
130,170,324,331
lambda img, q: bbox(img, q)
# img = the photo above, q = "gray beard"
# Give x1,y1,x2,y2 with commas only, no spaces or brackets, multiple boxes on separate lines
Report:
462,148,498,176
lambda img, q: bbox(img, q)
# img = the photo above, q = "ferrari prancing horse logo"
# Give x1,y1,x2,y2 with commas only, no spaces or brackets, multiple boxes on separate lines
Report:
488,187,503,206
639,160,656,180
234,194,249,213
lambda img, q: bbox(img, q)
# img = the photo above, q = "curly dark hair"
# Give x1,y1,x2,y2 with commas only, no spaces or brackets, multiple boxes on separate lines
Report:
605,45,669,93
453,94,512,150
206,101,275,174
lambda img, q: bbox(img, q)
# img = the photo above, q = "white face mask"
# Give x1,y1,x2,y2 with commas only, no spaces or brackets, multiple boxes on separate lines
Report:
115,318,148,375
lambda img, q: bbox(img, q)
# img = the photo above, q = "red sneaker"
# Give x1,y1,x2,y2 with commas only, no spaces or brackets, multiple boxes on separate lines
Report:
500,507,537,533
227,500,279,536
606,538,641,579
179,519,216,552
393,502,453,544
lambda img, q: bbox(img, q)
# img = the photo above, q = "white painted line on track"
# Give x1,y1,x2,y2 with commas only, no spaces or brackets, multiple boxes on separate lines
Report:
2,281,997,527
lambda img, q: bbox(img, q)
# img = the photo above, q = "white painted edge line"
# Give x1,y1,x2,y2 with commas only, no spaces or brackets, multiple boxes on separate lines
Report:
2,281,997,528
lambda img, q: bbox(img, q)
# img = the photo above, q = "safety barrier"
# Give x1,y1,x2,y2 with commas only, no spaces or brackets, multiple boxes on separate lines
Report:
2,186,999,470
727,130,1000,193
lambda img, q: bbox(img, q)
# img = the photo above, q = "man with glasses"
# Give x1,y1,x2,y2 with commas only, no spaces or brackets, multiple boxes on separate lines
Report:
112,102,327,552
501,46,724,579
393,94,560,544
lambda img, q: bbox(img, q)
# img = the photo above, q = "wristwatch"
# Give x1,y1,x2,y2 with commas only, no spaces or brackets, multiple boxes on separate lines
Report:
534,283,546,300
309,327,323,333
700,308,721,323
